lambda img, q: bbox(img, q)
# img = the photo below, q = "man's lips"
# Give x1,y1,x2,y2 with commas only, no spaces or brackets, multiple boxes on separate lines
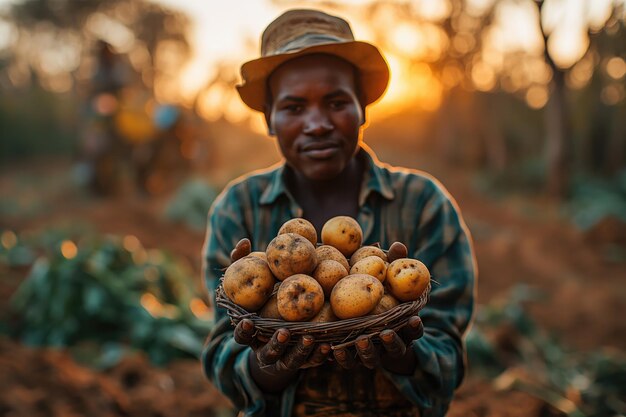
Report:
300,142,340,159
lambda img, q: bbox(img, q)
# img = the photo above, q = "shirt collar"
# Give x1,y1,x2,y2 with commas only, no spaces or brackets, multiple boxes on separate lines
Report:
259,145,395,206
259,163,289,205
359,144,395,205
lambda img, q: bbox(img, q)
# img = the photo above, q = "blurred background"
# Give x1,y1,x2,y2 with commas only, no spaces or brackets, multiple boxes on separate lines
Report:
0,0,625,416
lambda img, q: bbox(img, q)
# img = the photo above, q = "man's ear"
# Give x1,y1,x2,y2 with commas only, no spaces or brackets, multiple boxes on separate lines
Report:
359,102,367,126
263,107,275,136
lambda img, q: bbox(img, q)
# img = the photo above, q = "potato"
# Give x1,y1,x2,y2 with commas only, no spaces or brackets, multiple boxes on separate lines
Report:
369,293,400,315
258,282,281,319
315,245,350,272
266,233,318,281
246,251,267,262
223,256,276,311
385,258,430,302
309,301,337,323
312,259,348,297
349,245,387,266
277,274,324,321
278,218,317,246
349,255,388,282
330,274,384,319
321,216,363,257
258,292,281,319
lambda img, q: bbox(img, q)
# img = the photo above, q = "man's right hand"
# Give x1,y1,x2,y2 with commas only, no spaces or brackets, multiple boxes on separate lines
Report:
234,319,331,372
230,238,252,263
229,241,331,391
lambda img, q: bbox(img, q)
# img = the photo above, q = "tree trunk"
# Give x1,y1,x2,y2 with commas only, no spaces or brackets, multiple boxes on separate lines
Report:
544,68,571,197
537,0,571,198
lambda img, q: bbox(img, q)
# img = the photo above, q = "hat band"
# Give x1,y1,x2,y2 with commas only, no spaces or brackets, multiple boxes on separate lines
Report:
274,33,350,55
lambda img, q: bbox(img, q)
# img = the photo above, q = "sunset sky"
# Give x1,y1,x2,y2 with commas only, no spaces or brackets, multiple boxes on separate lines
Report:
0,0,623,125
152,0,619,91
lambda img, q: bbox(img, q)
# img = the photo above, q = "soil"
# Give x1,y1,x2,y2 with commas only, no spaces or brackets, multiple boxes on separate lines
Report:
1,154,624,417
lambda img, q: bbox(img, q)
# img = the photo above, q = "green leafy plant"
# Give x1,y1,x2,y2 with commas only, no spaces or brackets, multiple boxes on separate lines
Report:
164,178,218,232
564,170,626,231
467,285,626,416
9,234,212,366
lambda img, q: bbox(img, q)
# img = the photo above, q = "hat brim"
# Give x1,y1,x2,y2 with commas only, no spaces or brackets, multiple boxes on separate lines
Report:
236,41,390,112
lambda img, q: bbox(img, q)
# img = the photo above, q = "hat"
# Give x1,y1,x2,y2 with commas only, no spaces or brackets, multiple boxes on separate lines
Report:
236,9,390,112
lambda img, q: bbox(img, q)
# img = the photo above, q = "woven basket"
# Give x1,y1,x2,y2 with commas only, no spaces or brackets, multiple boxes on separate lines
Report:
215,281,430,349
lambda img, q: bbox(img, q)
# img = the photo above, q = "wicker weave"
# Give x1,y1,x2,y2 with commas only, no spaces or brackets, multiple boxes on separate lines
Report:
215,281,430,349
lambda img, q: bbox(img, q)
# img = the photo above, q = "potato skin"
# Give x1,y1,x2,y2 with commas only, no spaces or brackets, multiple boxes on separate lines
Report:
315,245,350,272
309,301,337,323
313,259,348,297
321,216,363,257
277,274,324,321
369,293,400,315
349,255,388,282
258,292,281,319
266,233,318,281
385,258,430,302
349,246,388,266
278,218,318,246
246,251,267,262
223,256,276,312
330,274,384,319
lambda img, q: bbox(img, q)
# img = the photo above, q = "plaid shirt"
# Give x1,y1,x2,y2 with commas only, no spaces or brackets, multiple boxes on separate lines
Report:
201,146,476,417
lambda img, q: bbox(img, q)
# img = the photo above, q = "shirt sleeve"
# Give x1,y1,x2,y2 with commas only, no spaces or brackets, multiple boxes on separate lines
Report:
385,179,477,417
200,185,273,416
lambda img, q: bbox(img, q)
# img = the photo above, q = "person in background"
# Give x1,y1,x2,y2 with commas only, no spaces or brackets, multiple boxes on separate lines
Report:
202,9,477,417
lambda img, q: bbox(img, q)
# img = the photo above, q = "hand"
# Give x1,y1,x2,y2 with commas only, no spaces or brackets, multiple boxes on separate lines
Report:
234,319,331,373
333,316,423,374
230,238,251,263
387,241,408,263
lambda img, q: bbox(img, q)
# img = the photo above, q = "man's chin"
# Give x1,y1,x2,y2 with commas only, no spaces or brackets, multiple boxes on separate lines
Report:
301,165,344,182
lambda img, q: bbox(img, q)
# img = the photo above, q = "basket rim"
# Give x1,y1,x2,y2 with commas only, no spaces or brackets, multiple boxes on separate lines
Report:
215,280,431,348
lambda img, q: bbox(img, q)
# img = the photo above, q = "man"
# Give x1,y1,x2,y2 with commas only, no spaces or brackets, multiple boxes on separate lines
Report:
202,9,476,417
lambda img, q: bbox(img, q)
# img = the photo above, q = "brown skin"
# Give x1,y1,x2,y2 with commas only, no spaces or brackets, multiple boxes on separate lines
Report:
231,55,422,393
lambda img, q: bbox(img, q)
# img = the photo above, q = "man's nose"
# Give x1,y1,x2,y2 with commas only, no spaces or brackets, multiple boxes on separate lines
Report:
302,108,334,136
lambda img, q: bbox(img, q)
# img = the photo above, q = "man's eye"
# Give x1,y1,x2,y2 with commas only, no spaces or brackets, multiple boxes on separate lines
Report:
283,104,303,113
329,100,348,109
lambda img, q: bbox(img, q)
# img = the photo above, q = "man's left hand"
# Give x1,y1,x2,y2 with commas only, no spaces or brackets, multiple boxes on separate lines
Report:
333,315,423,374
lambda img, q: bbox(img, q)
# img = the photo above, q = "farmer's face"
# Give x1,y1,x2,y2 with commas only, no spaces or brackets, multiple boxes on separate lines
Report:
266,54,364,181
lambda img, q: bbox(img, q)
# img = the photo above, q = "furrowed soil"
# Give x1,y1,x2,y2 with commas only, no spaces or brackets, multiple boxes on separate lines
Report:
1,155,624,417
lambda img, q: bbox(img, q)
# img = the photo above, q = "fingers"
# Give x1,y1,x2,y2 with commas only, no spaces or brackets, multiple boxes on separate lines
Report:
387,242,408,262
333,347,356,370
275,335,316,371
301,343,331,369
230,238,251,262
355,336,380,369
257,329,290,366
233,319,255,346
401,316,424,344
380,329,407,358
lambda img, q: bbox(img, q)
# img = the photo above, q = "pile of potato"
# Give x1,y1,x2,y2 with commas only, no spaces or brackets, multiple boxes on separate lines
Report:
222,216,430,323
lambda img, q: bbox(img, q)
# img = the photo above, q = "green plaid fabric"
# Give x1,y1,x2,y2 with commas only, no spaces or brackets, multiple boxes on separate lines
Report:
201,146,477,417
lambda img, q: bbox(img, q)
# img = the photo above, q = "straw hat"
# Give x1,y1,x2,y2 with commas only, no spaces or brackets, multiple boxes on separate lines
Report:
236,9,390,112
